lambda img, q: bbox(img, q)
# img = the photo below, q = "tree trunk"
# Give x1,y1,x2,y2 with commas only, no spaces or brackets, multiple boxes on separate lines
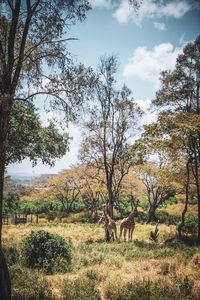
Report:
147,205,156,223
0,94,12,300
192,144,200,243
179,160,190,238
0,248,11,300
108,197,113,219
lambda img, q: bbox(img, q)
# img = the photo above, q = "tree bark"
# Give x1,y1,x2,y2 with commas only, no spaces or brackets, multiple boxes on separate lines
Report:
0,248,11,300
179,160,190,238
0,94,12,300
147,205,157,223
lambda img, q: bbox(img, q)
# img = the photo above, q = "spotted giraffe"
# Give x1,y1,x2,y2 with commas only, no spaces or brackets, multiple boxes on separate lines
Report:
120,202,138,242
103,204,117,241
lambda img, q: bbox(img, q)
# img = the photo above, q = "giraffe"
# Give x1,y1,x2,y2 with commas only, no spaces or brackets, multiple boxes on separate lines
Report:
103,204,117,241
120,202,138,242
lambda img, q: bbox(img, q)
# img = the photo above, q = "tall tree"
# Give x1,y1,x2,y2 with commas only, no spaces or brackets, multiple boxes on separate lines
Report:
0,1,141,297
146,37,200,240
79,55,143,218
0,1,92,298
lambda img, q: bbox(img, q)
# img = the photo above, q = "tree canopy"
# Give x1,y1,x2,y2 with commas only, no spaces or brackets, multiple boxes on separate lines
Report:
6,101,69,166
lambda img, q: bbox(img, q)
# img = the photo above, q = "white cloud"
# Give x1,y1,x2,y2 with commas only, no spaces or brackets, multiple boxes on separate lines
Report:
90,0,112,8
123,43,181,88
153,22,166,31
113,0,195,25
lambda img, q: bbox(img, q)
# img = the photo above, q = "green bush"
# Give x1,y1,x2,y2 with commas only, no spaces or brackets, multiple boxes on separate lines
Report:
61,277,101,300
136,211,148,223
159,196,178,208
156,210,180,225
10,264,53,300
140,197,149,211
177,216,198,236
22,230,72,274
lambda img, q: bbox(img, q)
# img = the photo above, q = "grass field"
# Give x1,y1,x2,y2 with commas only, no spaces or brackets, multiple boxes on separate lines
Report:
2,220,200,299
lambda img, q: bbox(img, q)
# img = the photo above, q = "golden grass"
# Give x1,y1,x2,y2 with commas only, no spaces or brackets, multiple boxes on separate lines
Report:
2,222,200,299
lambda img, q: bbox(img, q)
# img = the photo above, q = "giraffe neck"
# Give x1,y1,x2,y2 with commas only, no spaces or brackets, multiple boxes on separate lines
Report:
128,210,136,222
103,208,110,222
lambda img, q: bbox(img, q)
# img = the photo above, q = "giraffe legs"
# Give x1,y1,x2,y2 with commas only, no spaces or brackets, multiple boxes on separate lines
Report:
120,225,123,238
130,228,134,242
114,226,117,240
124,228,127,241
128,228,131,241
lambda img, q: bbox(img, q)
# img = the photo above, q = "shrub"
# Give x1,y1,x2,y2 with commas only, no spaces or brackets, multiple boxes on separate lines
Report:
156,210,180,225
140,197,149,211
61,277,101,300
22,230,72,274
177,216,198,236
10,264,53,300
136,211,148,223
159,196,178,208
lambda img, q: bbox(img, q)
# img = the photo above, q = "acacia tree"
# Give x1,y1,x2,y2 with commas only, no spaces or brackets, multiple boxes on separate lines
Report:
150,37,200,240
79,55,143,218
136,162,176,222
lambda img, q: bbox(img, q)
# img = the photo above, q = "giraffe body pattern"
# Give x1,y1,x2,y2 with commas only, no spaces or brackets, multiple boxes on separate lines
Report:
120,205,137,242
103,205,117,241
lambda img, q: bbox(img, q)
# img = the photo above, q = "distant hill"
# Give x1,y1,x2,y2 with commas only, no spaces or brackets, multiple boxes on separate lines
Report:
7,172,57,189
7,173,41,187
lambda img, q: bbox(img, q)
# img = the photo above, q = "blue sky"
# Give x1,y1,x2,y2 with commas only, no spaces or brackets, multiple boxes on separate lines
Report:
7,0,200,175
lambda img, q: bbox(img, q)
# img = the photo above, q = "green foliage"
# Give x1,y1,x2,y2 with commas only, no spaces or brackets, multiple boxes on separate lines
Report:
136,211,148,223
7,101,69,167
177,216,198,236
159,196,178,208
3,195,20,214
140,197,149,211
22,230,72,274
156,211,180,225
3,176,21,214
10,264,53,300
188,195,198,205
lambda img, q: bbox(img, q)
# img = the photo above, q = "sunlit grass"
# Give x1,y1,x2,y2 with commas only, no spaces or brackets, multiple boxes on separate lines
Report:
2,221,200,299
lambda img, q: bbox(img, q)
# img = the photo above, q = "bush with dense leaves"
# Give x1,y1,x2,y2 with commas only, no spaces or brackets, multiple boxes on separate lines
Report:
177,216,198,236
22,230,72,273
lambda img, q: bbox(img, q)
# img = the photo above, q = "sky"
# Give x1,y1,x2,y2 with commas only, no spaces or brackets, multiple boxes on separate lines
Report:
7,0,200,176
